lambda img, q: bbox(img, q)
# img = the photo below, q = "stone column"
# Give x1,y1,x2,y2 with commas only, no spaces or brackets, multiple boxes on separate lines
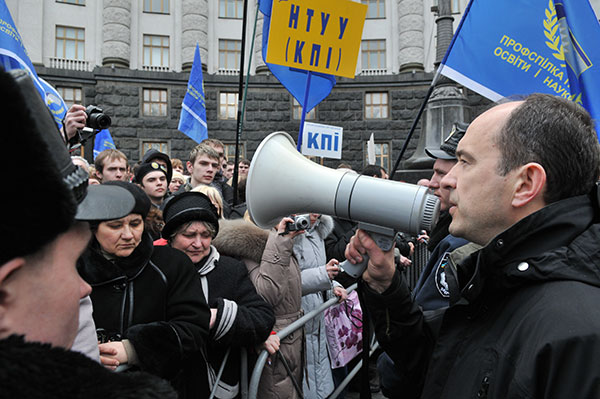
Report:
397,0,424,72
182,0,208,72
254,11,268,74
102,0,131,68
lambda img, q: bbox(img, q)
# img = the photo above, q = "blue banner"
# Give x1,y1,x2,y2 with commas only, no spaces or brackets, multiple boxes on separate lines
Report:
39,77,68,131
259,0,336,113
93,129,116,160
0,0,45,99
441,0,600,135
178,44,208,144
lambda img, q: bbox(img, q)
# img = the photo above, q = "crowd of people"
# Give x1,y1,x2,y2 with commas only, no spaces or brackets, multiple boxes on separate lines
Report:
3,65,600,399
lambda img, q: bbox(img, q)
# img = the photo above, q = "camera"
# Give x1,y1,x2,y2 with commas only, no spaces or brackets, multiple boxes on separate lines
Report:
85,105,111,130
285,214,311,232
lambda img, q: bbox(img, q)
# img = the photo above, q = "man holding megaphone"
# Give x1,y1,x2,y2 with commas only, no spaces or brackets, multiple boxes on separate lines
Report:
347,94,600,398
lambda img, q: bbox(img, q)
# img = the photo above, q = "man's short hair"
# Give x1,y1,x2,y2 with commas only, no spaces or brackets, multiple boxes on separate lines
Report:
496,93,600,204
361,164,385,178
239,158,250,166
188,143,220,164
94,149,128,173
227,160,235,166
201,138,225,150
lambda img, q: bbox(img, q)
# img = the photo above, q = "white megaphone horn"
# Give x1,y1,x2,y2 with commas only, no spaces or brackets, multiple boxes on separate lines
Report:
247,132,440,276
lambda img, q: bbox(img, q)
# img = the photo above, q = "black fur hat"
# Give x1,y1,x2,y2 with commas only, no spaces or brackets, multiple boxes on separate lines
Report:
162,192,219,239
0,69,77,265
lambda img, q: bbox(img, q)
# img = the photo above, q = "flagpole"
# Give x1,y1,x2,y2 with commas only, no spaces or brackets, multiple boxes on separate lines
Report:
297,71,313,151
389,0,473,179
233,0,250,205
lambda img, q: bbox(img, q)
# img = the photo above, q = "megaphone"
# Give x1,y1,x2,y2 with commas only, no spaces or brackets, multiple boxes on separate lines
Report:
247,132,440,277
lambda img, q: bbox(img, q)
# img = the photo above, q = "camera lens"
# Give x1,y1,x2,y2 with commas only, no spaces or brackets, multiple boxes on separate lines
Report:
297,217,310,230
89,113,111,130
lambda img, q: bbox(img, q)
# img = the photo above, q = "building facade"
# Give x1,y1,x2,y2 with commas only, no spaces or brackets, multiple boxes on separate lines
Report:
8,0,599,176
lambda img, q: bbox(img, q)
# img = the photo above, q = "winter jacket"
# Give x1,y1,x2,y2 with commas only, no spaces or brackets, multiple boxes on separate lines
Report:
0,335,177,399
377,235,472,397
361,193,600,398
193,245,275,398
214,219,304,399
77,233,210,399
293,215,336,399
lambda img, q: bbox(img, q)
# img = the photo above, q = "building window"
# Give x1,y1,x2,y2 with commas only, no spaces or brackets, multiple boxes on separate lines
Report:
292,98,316,120
143,35,170,68
143,89,168,117
142,140,170,157
219,0,243,18
219,92,238,120
55,26,84,60
364,141,390,171
144,0,169,13
56,0,85,4
219,40,241,71
224,142,246,161
361,40,386,71
57,87,83,109
365,92,388,119
362,0,385,18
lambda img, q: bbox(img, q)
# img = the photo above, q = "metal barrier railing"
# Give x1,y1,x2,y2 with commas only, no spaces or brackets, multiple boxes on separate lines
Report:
119,244,429,398
248,283,366,399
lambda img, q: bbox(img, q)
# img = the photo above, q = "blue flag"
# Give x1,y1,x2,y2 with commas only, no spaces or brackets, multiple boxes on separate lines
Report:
93,129,116,160
178,44,208,143
0,0,45,99
259,0,336,113
39,77,68,131
440,0,600,135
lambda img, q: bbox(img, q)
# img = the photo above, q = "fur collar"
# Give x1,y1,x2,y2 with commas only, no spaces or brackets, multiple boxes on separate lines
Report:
309,215,334,239
212,219,270,263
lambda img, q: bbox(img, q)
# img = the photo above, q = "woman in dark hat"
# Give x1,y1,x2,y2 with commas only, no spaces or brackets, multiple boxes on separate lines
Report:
77,181,210,398
162,192,275,399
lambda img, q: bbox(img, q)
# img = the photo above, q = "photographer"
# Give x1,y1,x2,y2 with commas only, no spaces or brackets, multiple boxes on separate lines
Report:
61,104,87,144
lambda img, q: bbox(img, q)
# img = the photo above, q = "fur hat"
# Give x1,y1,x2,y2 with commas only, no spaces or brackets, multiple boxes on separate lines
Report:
0,69,78,265
162,192,219,239
0,69,134,265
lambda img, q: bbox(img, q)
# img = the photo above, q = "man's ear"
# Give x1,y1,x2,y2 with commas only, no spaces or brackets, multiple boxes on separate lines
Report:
186,161,193,175
512,162,546,208
0,258,26,320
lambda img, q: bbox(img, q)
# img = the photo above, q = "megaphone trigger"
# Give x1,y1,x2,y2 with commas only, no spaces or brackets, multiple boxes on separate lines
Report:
339,224,396,279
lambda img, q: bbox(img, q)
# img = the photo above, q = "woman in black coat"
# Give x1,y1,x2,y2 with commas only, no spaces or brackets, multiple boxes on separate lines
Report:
162,192,275,399
77,182,210,399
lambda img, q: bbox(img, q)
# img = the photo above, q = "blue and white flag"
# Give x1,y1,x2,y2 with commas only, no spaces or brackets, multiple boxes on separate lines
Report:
93,129,116,160
178,44,208,143
259,0,336,113
440,0,600,135
39,77,68,131
0,0,45,99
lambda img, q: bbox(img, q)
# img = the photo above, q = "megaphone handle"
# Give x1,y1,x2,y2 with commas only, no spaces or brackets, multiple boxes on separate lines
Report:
339,228,396,279
340,256,370,279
